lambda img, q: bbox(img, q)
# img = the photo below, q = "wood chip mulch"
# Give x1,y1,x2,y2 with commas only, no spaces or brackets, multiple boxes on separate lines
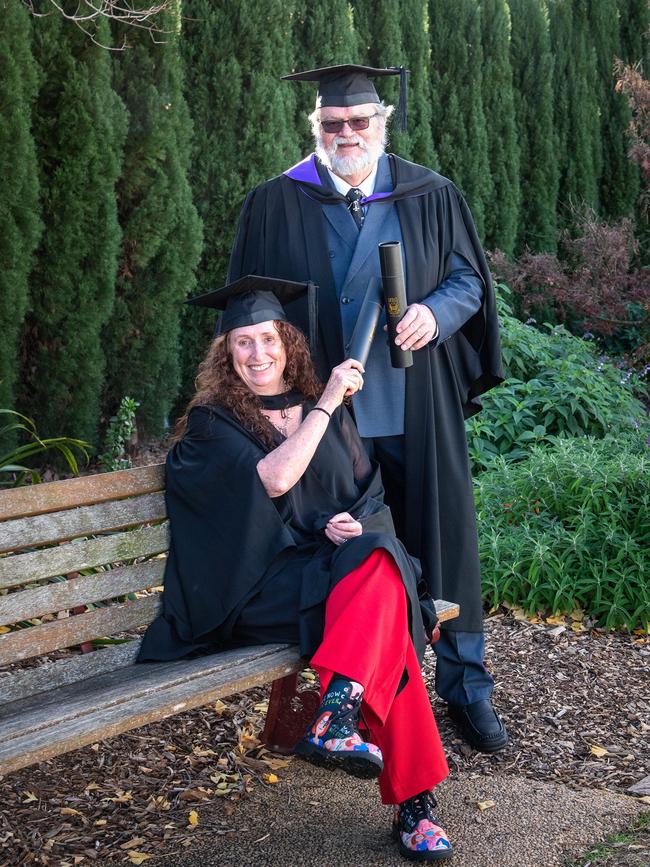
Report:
1,614,648,866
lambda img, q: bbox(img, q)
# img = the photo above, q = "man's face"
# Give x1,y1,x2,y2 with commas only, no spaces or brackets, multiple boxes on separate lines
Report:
314,103,386,178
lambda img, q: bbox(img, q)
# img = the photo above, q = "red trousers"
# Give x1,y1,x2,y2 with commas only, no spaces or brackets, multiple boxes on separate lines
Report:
310,548,449,804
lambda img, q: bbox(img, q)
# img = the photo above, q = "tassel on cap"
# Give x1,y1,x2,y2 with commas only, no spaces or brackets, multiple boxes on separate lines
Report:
394,66,408,133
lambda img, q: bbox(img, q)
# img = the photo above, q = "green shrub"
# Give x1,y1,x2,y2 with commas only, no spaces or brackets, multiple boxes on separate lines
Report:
467,290,646,470
475,433,650,630
0,409,89,487
98,396,139,473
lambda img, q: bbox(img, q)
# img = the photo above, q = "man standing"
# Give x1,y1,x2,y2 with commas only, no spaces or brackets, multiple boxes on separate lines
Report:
229,65,507,752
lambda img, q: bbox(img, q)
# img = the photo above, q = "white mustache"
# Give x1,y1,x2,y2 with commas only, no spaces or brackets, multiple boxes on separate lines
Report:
333,136,367,150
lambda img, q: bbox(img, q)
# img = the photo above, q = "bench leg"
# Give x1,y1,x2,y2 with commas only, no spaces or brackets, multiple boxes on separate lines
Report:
260,673,320,755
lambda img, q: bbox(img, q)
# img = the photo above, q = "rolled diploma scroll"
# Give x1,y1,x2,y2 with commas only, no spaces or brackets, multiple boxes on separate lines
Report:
379,241,413,369
346,277,383,368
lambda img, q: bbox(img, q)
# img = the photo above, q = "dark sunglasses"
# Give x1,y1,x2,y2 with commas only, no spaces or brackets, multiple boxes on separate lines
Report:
320,113,379,134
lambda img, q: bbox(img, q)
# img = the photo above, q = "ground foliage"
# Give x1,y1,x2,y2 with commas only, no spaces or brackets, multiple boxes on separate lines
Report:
0,615,647,865
466,290,646,470
475,433,650,630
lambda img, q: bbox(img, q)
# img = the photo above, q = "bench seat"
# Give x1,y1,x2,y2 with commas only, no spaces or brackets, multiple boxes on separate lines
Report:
0,463,459,777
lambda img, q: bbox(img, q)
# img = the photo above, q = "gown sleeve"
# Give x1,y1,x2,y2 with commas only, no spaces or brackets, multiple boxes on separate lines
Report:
137,406,296,661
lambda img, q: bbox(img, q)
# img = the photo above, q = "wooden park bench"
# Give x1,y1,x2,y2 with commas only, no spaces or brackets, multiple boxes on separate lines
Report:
0,465,459,777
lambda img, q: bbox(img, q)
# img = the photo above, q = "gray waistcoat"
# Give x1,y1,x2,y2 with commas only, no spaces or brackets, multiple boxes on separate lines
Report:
320,155,406,437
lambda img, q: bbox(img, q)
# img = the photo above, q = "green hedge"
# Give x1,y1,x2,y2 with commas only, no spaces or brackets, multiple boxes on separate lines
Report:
476,433,650,630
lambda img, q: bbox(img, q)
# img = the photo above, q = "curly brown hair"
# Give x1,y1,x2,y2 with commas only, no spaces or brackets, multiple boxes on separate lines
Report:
172,320,323,446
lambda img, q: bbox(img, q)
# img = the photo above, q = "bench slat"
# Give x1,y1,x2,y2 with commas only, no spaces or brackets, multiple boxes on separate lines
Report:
0,523,170,590
0,644,294,739
0,464,165,521
0,645,303,775
0,560,165,627
0,601,459,704
0,492,167,554
0,594,160,665
0,640,142,704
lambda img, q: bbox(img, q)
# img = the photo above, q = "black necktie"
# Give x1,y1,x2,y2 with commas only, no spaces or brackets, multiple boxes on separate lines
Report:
346,187,365,230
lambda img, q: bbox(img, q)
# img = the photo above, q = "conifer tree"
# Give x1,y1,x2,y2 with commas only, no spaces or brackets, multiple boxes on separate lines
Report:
480,0,520,255
352,0,409,157
549,0,601,220
399,0,437,167
0,1,41,420
588,0,638,220
19,13,126,443
104,4,202,437
428,0,492,238
509,0,559,253
293,0,358,151
618,0,649,67
178,0,301,415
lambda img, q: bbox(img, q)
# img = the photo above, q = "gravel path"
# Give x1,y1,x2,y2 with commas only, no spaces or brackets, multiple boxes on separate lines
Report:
138,763,645,867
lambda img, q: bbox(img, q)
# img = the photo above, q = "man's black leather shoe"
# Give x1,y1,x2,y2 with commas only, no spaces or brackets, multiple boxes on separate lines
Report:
447,699,508,753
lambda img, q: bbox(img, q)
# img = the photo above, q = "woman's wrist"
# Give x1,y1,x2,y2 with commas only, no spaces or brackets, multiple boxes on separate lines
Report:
311,406,331,420
315,397,339,415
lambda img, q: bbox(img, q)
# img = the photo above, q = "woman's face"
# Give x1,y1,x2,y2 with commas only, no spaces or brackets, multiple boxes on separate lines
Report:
229,320,287,395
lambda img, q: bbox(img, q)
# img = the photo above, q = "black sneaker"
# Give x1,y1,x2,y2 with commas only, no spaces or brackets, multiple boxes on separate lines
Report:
393,790,453,861
294,678,383,779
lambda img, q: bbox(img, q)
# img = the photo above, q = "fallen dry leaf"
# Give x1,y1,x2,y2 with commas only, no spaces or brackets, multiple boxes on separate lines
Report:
590,745,609,758
59,808,82,816
545,615,566,626
120,838,146,850
188,810,199,826
128,853,153,865
21,791,38,803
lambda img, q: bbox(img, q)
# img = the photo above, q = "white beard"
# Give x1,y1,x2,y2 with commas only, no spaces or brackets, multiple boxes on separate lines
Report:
316,132,386,179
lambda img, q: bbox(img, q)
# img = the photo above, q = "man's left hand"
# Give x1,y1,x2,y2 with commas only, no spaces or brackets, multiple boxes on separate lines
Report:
394,303,439,351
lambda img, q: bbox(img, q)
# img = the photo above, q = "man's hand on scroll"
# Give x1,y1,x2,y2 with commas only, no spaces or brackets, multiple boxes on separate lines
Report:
385,303,438,351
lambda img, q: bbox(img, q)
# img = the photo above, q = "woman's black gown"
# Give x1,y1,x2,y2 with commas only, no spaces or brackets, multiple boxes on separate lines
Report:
137,402,434,664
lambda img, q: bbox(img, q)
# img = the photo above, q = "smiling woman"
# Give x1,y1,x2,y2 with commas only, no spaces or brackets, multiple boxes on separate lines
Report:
229,321,288,396
138,274,454,861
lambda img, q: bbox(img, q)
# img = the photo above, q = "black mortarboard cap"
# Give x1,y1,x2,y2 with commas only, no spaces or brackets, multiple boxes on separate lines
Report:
282,64,408,132
187,274,318,351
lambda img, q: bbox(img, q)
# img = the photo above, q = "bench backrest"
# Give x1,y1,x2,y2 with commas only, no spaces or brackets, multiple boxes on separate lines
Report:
0,464,168,703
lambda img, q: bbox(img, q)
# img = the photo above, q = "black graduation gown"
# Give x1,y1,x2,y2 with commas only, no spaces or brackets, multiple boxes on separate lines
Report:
227,154,504,633
137,402,432,664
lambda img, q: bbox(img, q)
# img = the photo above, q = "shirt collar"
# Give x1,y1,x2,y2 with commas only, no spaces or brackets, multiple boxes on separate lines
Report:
327,161,378,198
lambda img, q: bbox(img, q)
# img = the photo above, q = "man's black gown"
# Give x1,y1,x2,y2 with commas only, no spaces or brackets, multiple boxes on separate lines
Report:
227,154,503,632
138,402,433,664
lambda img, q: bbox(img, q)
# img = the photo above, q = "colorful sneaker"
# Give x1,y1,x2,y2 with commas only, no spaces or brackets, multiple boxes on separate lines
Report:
393,790,453,861
294,678,383,779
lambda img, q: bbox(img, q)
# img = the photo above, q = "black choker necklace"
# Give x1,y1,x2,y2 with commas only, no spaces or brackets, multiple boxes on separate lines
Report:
259,388,304,411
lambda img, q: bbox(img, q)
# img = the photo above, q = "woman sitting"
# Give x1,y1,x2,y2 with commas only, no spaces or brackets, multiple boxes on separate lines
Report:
138,275,453,862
